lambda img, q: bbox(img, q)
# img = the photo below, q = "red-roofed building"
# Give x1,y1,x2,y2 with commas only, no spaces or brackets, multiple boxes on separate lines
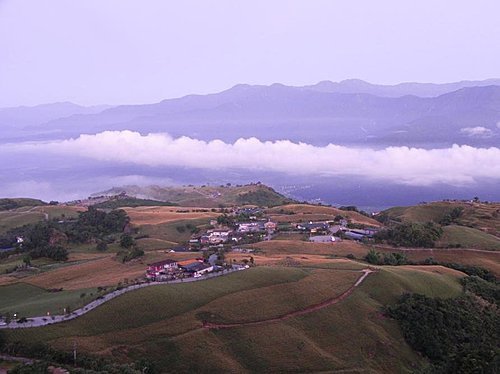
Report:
146,259,178,279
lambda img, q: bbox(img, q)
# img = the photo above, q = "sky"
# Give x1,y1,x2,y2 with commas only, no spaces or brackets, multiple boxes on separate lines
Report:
1,0,500,107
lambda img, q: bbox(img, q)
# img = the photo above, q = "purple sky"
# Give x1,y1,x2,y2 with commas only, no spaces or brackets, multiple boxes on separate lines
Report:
1,0,499,107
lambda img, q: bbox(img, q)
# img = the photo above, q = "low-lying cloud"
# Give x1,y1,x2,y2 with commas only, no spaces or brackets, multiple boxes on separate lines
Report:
8,131,500,186
460,126,493,138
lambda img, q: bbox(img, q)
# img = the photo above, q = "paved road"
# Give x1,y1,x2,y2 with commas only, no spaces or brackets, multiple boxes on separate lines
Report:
0,268,244,329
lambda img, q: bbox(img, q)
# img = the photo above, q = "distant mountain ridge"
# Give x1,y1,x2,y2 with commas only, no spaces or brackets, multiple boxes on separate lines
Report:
304,78,500,97
2,79,500,147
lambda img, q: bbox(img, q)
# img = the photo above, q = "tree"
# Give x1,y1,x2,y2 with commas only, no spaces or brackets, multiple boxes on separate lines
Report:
365,248,381,265
120,234,135,249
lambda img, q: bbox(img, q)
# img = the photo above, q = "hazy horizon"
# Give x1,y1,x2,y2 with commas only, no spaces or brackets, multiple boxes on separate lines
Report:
2,77,500,109
1,0,500,107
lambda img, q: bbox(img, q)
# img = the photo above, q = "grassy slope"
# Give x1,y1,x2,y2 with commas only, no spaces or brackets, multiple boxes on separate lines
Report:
4,265,464,373
0,205,83,234
248,239,500,277
0,282,98,317
438,225,500,250
383,201,500,236
0,198,46,211
93,198,177,209
137,218,211,244
266,203,381,226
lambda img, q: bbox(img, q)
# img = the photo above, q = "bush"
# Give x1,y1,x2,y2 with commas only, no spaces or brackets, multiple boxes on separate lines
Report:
461,276,500,306
375,222,443,248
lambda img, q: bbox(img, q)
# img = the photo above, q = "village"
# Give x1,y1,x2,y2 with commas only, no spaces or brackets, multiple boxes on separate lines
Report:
145,206,379,281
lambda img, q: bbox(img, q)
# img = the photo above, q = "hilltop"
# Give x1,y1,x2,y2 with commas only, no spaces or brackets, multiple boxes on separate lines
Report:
0,198,47,211
91,183,295,208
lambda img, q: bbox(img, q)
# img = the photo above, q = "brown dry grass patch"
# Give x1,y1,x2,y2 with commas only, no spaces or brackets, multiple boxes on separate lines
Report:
23,251,200,289
122,206,219,225
248,239,368,257
266,204,381,227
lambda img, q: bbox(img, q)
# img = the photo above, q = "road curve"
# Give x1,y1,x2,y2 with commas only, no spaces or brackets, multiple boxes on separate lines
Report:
0,268,244,329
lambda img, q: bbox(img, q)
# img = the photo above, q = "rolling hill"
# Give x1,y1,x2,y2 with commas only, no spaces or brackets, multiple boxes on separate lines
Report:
379,201,500,251
2,264,464,373
92,184,295,208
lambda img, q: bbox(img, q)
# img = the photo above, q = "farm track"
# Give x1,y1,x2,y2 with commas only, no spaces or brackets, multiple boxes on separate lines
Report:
203,268,374,330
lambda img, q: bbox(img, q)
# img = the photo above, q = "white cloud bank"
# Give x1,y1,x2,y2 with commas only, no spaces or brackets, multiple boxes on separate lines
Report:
9,131,500,186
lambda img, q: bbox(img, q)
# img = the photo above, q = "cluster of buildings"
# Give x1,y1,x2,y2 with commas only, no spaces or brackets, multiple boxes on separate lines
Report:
187,219,278,248
295,220,378,242
146,258,214,281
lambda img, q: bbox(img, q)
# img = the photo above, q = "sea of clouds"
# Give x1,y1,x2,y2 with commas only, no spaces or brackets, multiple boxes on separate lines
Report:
5,130,500,187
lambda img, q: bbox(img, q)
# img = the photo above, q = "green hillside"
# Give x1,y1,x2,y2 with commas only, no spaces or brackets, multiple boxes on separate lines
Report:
380,201,500,250
0,198,46,211
3,265,464,373
93,197,177,209
438,225,500,250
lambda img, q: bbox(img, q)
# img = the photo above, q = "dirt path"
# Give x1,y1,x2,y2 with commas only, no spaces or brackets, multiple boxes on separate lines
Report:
203,268,374,330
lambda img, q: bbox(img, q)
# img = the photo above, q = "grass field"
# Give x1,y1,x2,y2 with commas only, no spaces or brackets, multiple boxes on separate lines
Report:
247,239,368,257
437,225,500,250
137,218,211,244
17,251,199,290
123,206,219,226
3,265,464,373
0,210,45,234
0,282,99,317
245,239,500,276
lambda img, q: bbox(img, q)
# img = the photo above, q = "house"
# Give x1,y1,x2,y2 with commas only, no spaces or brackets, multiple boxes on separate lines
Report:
297,222,330,233
264,221,277,232
177,258,203,267
309,235,337,243
146,259,178,279
349,228,378,237
237,222,265,233
208,230,231,244
181,262,214,277
343,231,366,241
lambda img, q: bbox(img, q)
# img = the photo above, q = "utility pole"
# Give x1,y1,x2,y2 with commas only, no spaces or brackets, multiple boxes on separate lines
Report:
73,341,77,367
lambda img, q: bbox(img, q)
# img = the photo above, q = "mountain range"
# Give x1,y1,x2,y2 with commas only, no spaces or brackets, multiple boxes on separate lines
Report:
1,79,500,147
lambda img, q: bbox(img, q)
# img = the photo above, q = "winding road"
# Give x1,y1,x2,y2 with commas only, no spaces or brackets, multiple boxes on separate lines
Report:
0,268,244,329
1,267,374,331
